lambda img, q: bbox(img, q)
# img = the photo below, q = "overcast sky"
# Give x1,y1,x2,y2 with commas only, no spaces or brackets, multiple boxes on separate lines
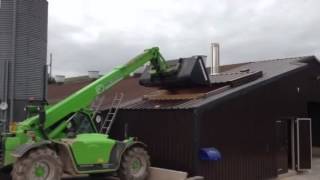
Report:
48,0,320,77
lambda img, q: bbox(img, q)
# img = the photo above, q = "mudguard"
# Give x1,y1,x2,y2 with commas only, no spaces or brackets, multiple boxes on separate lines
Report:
11,140,52,158
125,141,147,150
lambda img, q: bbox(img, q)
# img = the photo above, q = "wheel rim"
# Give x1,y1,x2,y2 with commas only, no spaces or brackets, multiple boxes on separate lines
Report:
30,161,50,180
130,157,146,177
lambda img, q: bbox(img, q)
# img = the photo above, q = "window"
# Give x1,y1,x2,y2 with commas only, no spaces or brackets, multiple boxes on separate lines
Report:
68,113,95,134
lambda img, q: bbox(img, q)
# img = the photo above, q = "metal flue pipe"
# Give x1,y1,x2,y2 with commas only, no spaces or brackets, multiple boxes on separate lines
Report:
211,43,220,75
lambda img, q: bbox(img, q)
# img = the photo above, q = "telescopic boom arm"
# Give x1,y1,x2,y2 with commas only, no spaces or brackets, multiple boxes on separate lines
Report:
18,47,170,137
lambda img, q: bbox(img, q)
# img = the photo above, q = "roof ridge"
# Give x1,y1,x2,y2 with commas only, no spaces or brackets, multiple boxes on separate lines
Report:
247,55,314,64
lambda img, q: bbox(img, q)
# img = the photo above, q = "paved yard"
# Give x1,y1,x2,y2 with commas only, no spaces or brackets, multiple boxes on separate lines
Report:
1,157,320,180
279,156,320,180
0,173,115,180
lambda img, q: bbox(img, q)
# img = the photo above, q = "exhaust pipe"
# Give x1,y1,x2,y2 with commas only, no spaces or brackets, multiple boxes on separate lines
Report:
211,43,220,75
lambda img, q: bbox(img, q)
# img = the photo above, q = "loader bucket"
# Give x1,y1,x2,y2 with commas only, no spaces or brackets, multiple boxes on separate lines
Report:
139,56,210,88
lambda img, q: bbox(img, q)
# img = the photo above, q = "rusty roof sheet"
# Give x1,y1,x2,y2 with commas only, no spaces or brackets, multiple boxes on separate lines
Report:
144,93,205,101
122,86,231,110
47,63,241,108
122,56,317,110
142,87,221,101
210,71,258,83
123,99,189,110
209,71,263,87
48,77,158,108
48,56,317,110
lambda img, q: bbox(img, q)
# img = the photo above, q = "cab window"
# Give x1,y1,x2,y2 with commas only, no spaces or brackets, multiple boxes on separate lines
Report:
67,113,95,134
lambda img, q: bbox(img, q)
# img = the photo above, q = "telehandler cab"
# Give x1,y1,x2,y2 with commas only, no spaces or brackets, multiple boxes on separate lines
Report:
0,47,209,180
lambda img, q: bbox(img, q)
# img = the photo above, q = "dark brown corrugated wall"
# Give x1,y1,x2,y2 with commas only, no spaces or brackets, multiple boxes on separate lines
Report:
195,65,320,180
108,63,320,180
196,89,279,179
110,109,196,173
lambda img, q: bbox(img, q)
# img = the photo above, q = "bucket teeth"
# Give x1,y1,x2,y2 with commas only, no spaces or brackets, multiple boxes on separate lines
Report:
139,56,210,89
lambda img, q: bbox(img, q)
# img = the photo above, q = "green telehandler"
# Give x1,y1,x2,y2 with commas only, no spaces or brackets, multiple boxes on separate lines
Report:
0,47,210,180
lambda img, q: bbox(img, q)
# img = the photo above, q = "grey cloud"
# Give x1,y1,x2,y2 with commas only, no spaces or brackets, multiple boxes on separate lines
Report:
48,0,320,76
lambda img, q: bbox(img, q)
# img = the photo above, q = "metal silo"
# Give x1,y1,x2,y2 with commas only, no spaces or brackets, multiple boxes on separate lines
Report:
0,0,48,127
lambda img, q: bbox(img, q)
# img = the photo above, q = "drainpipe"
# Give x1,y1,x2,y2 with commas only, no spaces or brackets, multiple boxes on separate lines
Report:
0,62,6,132
211,43,220,75
3,61,9,132
9,0,17,125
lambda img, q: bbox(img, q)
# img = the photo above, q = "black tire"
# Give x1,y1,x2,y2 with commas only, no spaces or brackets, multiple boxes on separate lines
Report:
11,147,63,180
187,176,205,180
89,173,108,179
119,147,150,180
1,165,12,174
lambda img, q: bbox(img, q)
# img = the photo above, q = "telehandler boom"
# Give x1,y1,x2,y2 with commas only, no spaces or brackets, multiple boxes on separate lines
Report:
0,47,209,180
0,47,169,180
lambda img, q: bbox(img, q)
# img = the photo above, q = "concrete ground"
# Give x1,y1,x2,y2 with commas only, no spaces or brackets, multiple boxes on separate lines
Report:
0,173,114,180
279,152,320,180
0,167,188,180
279,158,320,180
0,173,115,180
1,157,320,180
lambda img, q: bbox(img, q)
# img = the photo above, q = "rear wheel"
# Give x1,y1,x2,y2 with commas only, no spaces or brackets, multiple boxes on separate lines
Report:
11,147,63,180
119,147,150,180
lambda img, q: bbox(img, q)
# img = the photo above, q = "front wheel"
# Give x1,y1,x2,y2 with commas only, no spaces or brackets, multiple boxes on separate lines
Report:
11,147,63,180
119,147,150,180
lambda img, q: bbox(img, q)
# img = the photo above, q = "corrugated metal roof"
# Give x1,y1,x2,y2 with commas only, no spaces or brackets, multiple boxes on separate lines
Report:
142,87,221,101
47,63,240,107
145,93,205,101
48,77,158,108
123,99,189,110
122,85,231,110
189,56,315,108
122,56,317,110
209,71,263,85
48,56,317,110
